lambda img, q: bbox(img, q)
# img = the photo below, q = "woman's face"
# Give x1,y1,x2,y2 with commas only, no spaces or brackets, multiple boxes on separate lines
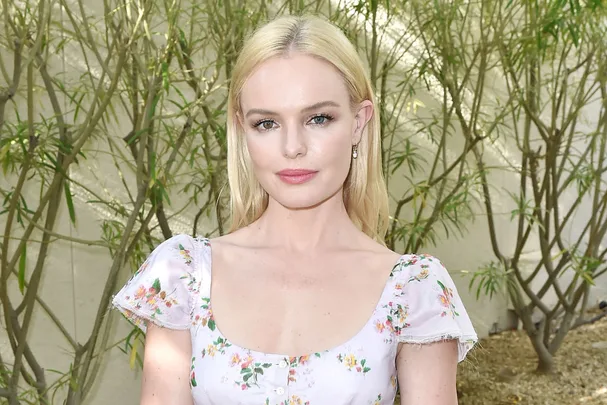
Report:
239,52,373,210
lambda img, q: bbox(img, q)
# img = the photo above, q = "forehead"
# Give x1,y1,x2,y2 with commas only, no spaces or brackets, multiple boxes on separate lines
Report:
240,53,350,112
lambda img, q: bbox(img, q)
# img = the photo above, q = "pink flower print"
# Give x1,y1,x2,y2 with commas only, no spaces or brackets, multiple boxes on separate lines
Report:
438,280,460,318
240,355,254,369
135,285,146,300
288,368,297,383
384,302,410,335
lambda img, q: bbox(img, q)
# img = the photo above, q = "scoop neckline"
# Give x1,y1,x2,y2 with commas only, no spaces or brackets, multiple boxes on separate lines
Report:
196,236,405,359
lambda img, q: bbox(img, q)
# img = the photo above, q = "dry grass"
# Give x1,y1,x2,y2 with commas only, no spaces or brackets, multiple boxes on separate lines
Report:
456,312,607,405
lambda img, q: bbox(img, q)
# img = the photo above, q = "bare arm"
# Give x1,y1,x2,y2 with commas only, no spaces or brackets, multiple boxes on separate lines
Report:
141,324,194,405
396,340,459,405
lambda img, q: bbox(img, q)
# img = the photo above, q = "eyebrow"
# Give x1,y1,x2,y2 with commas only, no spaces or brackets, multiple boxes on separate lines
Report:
244,100,340,118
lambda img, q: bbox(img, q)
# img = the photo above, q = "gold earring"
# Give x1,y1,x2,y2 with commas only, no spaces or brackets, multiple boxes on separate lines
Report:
352,144,358,159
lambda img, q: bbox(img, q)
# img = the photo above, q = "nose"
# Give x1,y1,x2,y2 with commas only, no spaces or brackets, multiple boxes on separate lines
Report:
282,123,307,159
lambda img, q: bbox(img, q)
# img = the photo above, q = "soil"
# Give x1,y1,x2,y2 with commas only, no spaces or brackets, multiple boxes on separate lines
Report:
456,311,607,405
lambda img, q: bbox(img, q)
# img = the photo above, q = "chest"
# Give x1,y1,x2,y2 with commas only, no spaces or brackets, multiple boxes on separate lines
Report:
208,252,395,356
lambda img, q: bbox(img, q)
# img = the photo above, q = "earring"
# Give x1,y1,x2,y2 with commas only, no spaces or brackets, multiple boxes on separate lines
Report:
352,144,358,159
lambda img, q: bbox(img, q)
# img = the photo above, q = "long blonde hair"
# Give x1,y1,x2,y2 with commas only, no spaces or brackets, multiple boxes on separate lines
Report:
226,15,389,242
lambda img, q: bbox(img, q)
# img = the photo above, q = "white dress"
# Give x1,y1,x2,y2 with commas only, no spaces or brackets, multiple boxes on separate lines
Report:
112,234,478,405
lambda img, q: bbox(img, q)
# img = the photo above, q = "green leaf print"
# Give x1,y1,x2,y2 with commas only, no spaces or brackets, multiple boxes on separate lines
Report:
190,357,197,387
152,278,161,292
208,318,216,331
437,280,446,290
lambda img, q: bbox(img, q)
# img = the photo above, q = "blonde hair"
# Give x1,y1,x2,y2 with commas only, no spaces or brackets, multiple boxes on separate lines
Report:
226,15,389,242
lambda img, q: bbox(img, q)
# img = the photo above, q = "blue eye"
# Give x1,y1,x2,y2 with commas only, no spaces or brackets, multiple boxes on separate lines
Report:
309,114,334,126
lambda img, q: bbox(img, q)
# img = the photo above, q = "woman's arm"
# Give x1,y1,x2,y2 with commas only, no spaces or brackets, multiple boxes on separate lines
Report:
396,340,459,405
141,324,194,405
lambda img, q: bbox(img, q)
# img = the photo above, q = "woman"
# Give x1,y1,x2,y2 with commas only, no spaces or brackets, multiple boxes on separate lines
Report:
112,14,477,405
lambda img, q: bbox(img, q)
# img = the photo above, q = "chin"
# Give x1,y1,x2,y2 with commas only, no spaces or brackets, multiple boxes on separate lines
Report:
268,187,342,211
273,193,330,210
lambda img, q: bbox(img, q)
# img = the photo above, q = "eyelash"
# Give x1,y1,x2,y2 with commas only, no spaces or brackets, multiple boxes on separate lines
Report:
252,113,335,131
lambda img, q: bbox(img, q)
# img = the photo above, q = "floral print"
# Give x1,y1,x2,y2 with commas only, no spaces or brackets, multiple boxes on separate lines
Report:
337,353,371,374
179,243,193,264
233,357,272,389
194,297,215,329
265,396,310,405
438,280,460,318
202,336,231,358
370,394,382,405
112,234,478,404
383,302,411,336
190,357,197,387
124,278,179,320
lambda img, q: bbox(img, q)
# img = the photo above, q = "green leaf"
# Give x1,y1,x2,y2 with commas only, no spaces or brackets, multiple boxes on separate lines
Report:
18,244,27,294
64,181,76,225
162,62,170,92
152,278,161,292
208,318,216,331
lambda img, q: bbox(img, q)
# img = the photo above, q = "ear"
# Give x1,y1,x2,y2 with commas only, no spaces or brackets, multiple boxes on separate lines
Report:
352,100,374,145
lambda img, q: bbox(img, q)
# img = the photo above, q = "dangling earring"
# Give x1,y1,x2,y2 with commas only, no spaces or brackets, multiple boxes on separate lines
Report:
352,144,358,159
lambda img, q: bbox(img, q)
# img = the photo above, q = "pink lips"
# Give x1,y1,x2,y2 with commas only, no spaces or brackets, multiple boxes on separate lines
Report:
277,169,318,184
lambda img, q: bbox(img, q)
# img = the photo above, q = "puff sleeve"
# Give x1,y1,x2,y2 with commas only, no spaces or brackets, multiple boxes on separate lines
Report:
390,254,478,362
111,234,200,333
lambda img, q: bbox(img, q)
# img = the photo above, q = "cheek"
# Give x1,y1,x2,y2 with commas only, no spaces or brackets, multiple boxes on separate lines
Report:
314,133,352,171
245,135,274,170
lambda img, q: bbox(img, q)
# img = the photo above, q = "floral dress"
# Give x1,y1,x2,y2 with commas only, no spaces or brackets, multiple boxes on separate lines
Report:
112,234,478,405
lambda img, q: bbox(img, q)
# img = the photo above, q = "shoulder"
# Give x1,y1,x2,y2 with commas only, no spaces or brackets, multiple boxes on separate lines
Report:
156,233,201,249
390,253,449,279
135,234,211,275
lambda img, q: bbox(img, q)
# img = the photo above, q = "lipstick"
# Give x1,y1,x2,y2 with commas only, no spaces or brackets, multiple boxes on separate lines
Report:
277,169,318,185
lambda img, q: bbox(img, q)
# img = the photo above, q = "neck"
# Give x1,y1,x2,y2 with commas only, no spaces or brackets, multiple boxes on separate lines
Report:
251,190,358,253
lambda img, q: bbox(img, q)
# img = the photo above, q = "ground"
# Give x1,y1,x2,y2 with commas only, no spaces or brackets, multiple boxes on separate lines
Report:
457,313,607,405
394,312,607,405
